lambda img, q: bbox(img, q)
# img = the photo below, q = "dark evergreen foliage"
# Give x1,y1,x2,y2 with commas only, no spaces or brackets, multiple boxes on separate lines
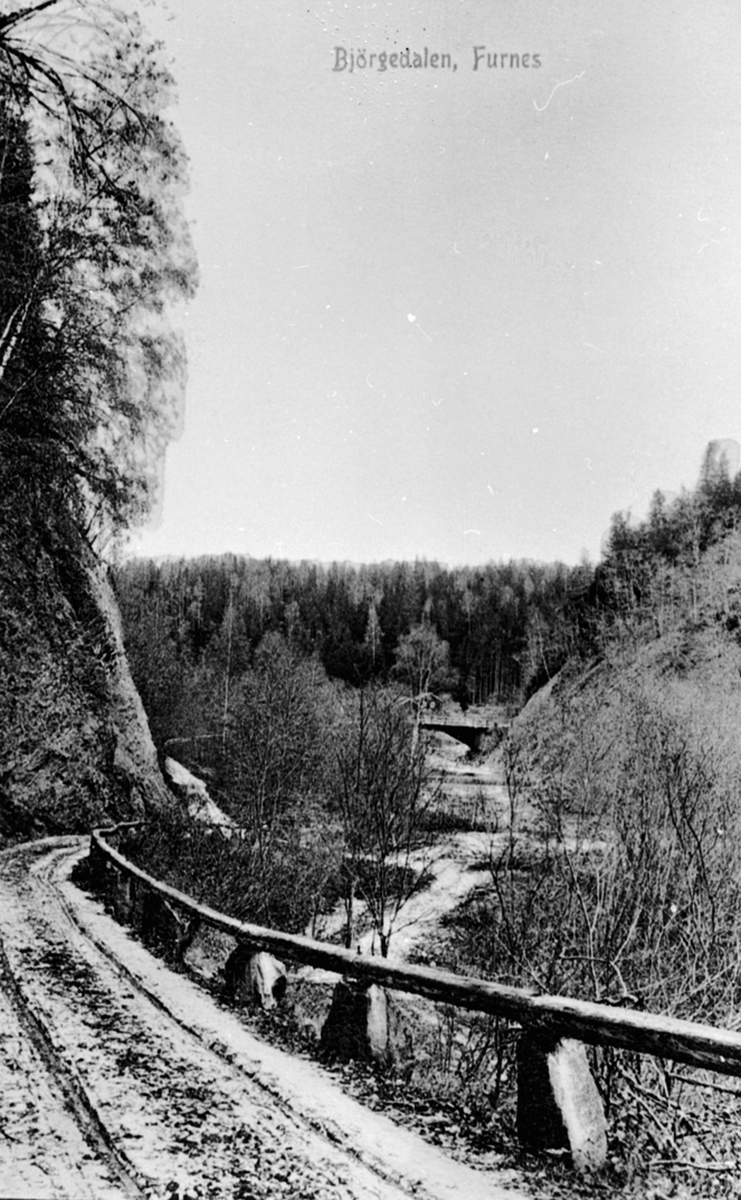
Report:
114,553,592,749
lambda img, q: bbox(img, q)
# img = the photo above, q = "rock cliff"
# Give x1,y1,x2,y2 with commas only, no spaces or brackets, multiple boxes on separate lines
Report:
0,489,170,845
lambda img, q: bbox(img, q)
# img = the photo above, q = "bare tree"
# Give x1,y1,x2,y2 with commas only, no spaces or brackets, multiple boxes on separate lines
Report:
223,634,333,881
392,621,457,751
332,684,439,956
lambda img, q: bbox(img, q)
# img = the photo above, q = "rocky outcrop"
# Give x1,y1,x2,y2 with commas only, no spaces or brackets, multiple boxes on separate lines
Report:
0,497,170,844
88,563,172,813
163,757,237,833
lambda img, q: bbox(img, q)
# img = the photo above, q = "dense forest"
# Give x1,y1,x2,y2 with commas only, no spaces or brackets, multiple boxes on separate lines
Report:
113,554,591,747
114,441,741,757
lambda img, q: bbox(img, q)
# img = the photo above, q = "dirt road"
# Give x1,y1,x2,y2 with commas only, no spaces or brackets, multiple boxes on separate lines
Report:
0,837,531,1200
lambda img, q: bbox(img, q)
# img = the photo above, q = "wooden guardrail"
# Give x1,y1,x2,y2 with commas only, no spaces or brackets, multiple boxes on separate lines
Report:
90,825,741,1077
89,823,741,1173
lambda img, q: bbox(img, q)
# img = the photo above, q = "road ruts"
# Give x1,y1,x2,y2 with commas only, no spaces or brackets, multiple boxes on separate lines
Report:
0,936,134,1199
0,837,408,1199
0,836,531,1200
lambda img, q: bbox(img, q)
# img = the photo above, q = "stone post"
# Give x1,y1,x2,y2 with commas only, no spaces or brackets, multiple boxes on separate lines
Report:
140,892,197,962
110,868,134,923
516,1030,607,1173
87,838,106,891
320,975,396,1068
224,944,287,1009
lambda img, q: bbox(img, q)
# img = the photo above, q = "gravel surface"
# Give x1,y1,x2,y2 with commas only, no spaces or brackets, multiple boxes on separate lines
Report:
0,836,531,1200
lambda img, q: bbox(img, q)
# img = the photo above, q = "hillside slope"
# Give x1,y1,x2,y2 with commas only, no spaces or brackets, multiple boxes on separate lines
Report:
515,620,741,779
514,519,741,771
497,526,741,1028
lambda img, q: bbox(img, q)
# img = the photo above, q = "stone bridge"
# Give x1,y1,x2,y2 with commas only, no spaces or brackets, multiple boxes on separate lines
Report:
419,722,492,752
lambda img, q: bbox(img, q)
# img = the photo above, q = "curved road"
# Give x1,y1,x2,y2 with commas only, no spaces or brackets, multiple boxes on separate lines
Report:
0,837,530,1200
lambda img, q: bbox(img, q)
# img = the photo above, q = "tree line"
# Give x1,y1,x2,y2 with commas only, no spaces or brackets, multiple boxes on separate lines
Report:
113,553,593,749
583,449,741,641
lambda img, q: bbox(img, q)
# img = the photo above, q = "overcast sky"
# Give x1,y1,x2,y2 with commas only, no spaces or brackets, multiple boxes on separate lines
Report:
129,0,741,567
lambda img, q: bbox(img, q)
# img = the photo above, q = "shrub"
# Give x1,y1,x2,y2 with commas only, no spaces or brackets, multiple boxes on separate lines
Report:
465,678,741,1021
121,803,343,935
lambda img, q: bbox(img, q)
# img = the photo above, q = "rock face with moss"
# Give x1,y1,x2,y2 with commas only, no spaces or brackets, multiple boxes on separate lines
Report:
0,499,170,844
